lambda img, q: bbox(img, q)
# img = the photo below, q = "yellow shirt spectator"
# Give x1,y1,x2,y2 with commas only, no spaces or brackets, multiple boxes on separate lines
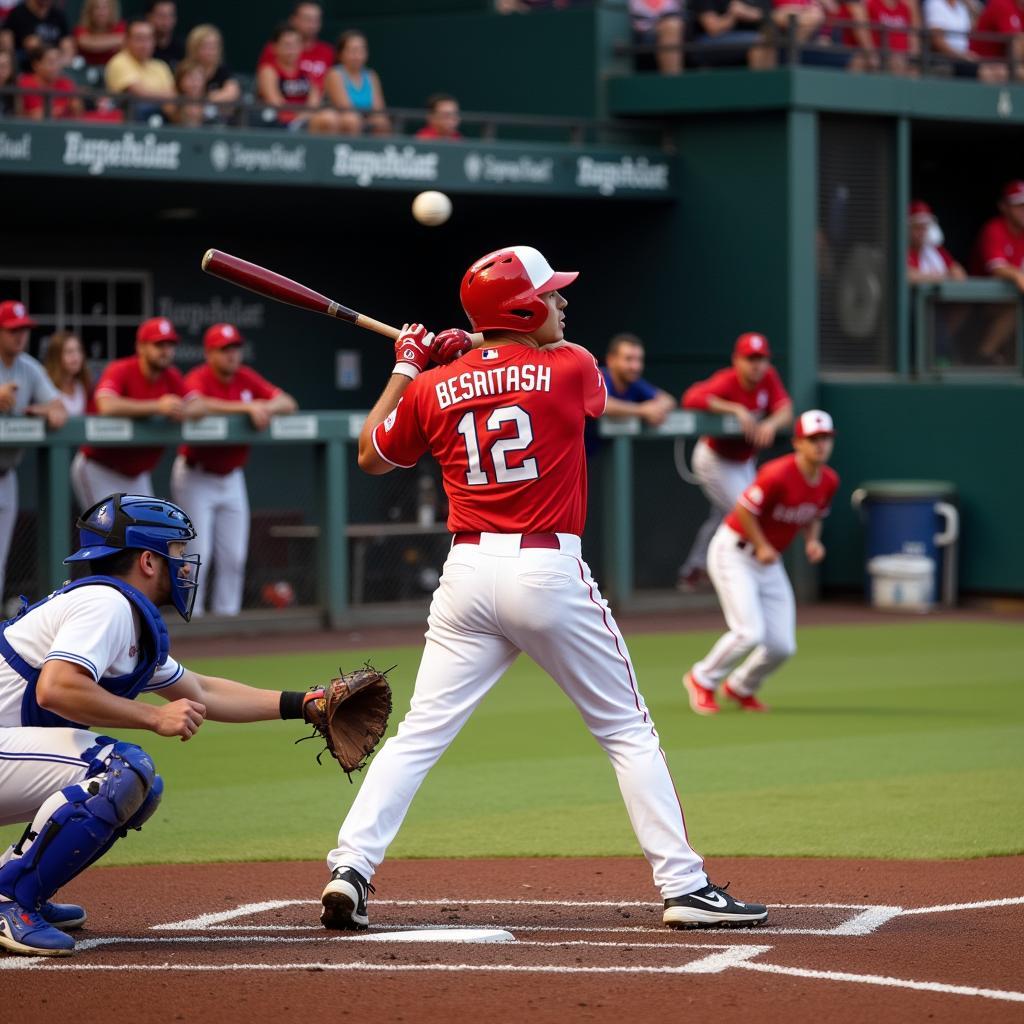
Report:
105,48,174,94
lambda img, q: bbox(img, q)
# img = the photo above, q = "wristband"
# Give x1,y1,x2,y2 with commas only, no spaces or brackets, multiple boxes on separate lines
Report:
393,363,421,380
279,691,306,720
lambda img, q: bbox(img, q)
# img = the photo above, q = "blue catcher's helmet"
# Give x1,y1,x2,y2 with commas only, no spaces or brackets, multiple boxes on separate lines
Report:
64,493,201,621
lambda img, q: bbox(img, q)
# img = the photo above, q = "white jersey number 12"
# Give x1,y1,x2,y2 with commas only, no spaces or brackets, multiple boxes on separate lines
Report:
456,405,539,486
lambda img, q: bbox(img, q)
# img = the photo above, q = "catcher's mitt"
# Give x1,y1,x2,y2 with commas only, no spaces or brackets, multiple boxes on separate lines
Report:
300,665,393,779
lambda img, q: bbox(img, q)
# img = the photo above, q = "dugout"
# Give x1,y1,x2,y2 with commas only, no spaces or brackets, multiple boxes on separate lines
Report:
1,1,1023,615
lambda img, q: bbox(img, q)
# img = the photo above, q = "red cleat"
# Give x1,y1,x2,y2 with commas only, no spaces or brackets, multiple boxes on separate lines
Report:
684,672,719,715
723,681,769,712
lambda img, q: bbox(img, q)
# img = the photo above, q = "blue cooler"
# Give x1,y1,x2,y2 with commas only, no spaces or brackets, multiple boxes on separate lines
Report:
851,481,959,608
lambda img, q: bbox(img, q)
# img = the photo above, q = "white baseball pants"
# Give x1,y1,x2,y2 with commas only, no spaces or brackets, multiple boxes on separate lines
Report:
692,525,796,695
329,532,708,899
170,457,249,617
0,472,17,605
70,452,153,511
680,441,755,576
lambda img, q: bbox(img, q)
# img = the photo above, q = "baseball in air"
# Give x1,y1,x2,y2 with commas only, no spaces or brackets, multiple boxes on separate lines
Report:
411,190,452,227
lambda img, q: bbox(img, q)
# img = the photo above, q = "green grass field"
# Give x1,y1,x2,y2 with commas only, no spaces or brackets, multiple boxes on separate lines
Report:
3,620,1022,865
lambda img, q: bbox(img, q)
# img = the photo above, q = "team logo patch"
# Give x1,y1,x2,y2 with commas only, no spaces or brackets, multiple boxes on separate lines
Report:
383,406,398,432
129,644,137,658
482,348,499,360
747,485,764,506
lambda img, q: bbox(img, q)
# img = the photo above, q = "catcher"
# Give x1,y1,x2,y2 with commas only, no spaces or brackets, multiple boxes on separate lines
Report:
0,493,389,958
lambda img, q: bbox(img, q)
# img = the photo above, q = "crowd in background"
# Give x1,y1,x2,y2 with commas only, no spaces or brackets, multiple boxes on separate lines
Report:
0,0,1021,131
0,0,466,135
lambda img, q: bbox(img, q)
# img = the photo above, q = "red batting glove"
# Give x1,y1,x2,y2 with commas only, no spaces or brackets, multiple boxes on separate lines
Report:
430,328,473,366
393,323,435,380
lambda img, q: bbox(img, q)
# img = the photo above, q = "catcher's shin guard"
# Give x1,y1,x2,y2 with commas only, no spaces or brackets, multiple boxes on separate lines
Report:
0,742,162,910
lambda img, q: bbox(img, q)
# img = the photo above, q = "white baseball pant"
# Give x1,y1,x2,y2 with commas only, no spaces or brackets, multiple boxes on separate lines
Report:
0,472,17,606
692,524,796,695
170,456,249,617
680,440,755,576
329,532,708,899
70,453,153,511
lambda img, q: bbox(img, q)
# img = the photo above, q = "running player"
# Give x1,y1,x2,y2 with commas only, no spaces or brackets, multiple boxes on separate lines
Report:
684,410,839,714
0,493,320,957
171,323,297,617
320,246,769,932
677,333,792,591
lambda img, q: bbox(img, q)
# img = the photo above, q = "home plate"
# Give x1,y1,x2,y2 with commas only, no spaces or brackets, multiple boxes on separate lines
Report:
361,928,515,944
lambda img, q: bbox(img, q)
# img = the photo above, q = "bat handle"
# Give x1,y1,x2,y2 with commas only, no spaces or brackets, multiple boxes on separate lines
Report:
351,313,401,341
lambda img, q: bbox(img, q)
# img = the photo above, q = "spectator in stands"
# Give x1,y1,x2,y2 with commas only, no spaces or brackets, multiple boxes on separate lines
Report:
907,200,966,282
0,0,17,52
689,0,777,68
629,0,685,74
146,0,182,69
970,0,1024,79
415,93,462,140
185,24,240,107
771,0,827,54
105,18,175,120
496,1,582,10
865,0,922,73
969,180,1024,362
602,333,676,427
0,300,67,602
73,0,125,68
0,48,17,116
70,316,206,510
17,42,82,119
256,23,343,134
258,1,333,90
924,0,1008,79
4,0,73,65
324,29,391,136
43,330,92,416
168,59,211,126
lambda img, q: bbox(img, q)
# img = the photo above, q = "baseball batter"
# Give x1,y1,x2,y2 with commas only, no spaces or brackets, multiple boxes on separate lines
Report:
170,323,297,617
71,317,206,510
685,410,839,715
0,493,321,957
677,333,792,590
320,246,768,932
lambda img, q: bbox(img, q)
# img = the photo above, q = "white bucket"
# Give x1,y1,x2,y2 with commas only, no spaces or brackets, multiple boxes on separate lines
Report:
867,554,936,613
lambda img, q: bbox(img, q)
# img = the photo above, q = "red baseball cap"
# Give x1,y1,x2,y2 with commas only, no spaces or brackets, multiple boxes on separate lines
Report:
1002,180,1024,205
794,409,835,439
136,316,179,344
203,322,244,349
908,200,934,222
0,300,37,330
733,332,771,359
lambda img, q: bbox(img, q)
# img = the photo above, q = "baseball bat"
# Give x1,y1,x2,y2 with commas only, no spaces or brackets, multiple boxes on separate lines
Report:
201,249,483,348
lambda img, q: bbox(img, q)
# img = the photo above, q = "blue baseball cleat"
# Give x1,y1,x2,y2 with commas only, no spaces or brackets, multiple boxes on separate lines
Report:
0,901,76,956
40,901,87,930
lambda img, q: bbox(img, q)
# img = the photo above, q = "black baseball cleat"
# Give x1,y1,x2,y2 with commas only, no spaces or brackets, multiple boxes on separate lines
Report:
663,881,768,929
321,867,374,930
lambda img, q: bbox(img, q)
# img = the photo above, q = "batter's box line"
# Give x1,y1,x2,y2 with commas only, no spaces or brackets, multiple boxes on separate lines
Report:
150,899,915,937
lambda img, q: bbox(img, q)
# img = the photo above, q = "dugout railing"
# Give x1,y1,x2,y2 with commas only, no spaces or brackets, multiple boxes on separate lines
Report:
0,410,748,629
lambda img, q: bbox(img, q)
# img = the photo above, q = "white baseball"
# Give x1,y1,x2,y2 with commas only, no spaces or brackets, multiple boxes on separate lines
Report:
411,191,452,227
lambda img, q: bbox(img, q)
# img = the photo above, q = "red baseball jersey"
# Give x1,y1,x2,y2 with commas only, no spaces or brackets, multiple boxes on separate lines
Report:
726,453,840,552
971,0,1023,57
257,40,333,86
908,244,956,272
17,73,76,116
178,364,281,474
865,0,914,50
971,216,1024,275
80,356,186,476
373,343,607,535
682,365,790,462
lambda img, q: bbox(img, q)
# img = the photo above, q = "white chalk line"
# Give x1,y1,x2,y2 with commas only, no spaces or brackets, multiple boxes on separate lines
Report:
901,896,1024,915
735,960,1024,1004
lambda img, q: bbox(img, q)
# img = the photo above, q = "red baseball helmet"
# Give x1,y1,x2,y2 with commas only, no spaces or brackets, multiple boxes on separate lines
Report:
460,245,578,333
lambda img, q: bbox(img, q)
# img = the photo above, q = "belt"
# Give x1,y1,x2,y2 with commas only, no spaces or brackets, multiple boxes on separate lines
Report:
185,458,231,476
453,532,561,550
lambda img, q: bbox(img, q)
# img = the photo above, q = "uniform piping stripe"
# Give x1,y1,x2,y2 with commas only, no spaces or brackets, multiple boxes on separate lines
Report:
658,746,702,870
371,423,417,470
143,664,185,691
44,652,99,679
0,751,89,767
574,558,648,727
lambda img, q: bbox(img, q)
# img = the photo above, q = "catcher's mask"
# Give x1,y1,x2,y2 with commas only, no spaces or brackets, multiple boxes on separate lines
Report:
64,493,201,621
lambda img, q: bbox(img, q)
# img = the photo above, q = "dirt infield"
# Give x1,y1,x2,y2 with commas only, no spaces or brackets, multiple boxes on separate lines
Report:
6,856,1022,1024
